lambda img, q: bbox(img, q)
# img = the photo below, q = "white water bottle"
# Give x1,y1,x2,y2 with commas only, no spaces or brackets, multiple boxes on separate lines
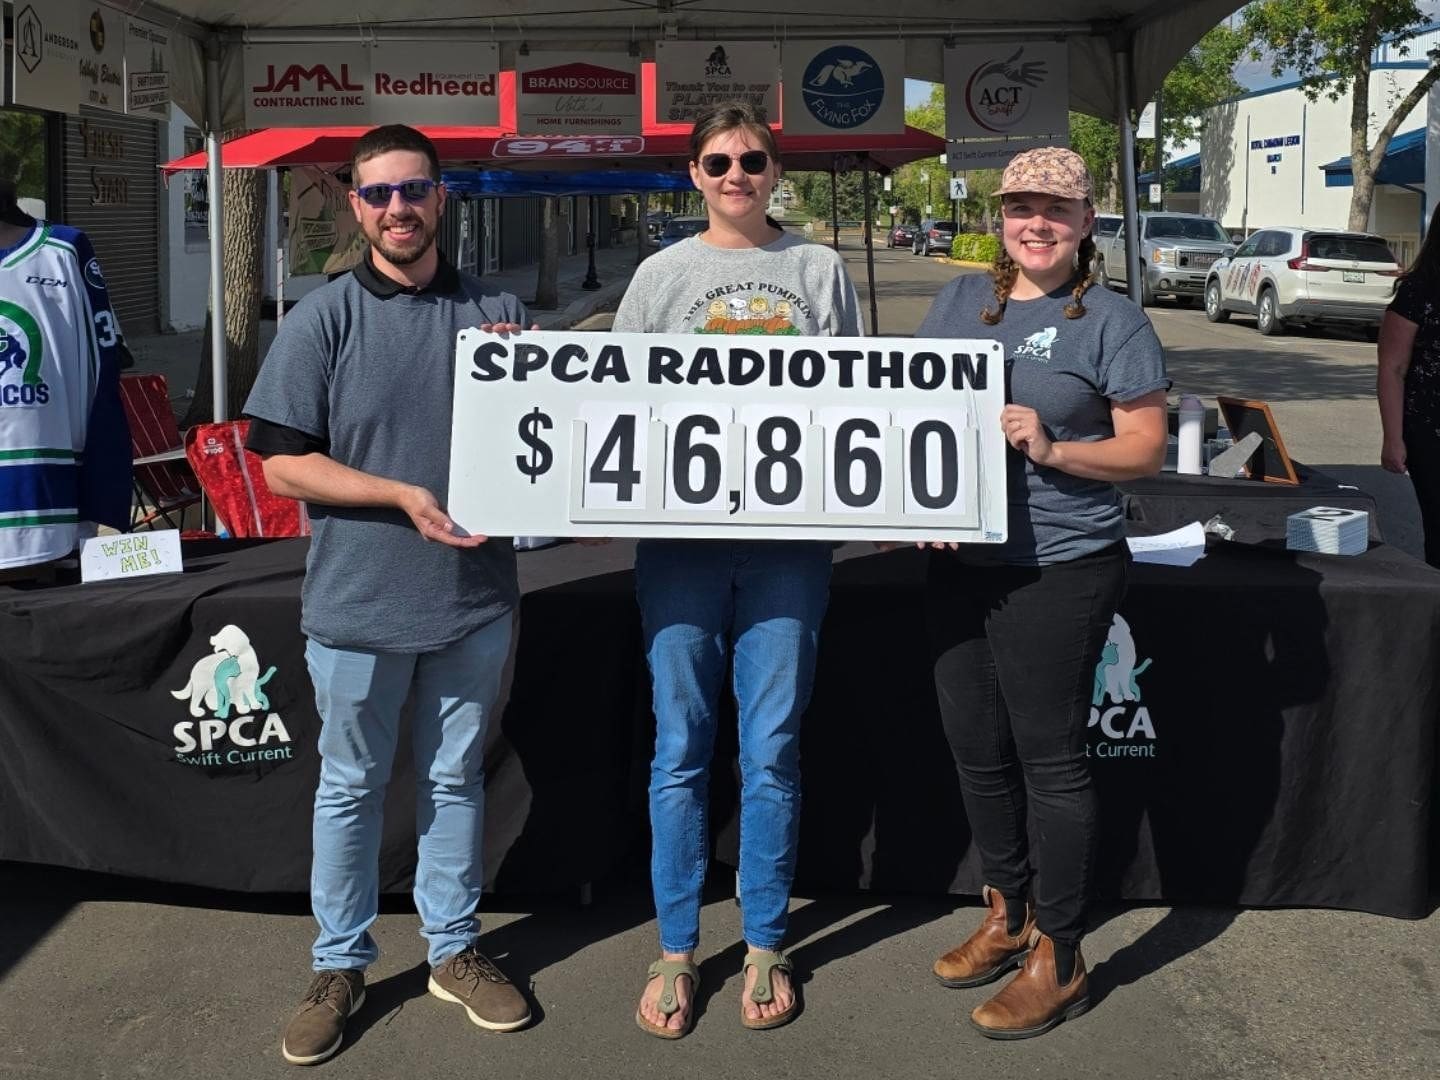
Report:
1178,394,1204,475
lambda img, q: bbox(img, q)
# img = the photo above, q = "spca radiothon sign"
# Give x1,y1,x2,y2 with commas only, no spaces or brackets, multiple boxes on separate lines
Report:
944,42,1069,142
1088,613,1157,760
170,624,294,767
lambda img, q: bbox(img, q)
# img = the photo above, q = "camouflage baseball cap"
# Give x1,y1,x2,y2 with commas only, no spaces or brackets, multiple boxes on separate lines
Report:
994,147,1092,201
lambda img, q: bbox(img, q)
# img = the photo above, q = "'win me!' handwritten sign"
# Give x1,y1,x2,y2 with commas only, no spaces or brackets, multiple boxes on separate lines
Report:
81,530,183,583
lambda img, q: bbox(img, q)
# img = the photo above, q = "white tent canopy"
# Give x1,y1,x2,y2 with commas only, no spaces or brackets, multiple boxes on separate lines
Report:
133,0,1246,418
150,1,1245,129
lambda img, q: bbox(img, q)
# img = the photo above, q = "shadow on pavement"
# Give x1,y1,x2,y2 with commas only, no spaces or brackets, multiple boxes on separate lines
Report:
1086,904,1240,1008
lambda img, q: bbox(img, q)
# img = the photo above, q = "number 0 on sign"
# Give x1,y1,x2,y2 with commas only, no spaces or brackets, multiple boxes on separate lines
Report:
447,330,1010,542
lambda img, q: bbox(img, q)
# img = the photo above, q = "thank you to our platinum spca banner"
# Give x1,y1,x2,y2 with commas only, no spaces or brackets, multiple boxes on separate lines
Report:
447,331,1009,542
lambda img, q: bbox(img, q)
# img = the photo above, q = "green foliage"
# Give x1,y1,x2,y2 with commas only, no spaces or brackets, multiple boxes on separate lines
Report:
949,233,1000,263
1241,0,1433,101
0,112,48,201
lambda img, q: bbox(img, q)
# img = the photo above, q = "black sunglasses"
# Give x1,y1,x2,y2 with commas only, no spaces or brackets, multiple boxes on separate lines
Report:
354,178,439,207
698,151,770,177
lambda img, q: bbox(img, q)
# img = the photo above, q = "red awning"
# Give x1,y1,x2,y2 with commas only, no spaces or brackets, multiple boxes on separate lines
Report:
162,65,943,174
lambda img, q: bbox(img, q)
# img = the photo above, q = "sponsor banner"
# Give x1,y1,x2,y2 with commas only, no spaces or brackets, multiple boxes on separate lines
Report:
288,166,366,277
447,330,1009,543
515,51,641,135
942,135,1062,171
944,42,1069,141
492,135,646,159
78,4,126,113
124,16,173,117
780,40,904,136
244,43,371,126
368,41,499,125
13,0,82,115
655,42,779,125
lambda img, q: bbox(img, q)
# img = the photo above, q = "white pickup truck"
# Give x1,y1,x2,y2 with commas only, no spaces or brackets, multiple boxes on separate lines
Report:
1093,212,1235,307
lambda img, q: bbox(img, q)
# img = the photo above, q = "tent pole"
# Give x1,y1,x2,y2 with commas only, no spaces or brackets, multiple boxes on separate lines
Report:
862,162,879,335
204,38,228,420
830,159,840,252
1114,40,1143,307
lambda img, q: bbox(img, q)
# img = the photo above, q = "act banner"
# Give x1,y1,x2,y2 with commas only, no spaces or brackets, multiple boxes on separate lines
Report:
447,330,1009,542
944,41,1069,142
655,42,779,124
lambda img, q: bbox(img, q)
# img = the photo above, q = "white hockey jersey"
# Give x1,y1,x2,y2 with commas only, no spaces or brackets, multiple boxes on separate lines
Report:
0,222,130,568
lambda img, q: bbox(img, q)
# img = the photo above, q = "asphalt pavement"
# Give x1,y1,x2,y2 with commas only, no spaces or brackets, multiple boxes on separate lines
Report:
3,235,1435,1080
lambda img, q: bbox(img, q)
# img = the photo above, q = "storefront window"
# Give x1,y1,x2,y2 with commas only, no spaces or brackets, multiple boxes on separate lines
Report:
183,129,209,247
0,109,49,216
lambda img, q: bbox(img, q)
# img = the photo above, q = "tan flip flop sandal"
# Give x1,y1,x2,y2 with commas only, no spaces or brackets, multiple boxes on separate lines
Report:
635,958,700,1040
741,949,800,1031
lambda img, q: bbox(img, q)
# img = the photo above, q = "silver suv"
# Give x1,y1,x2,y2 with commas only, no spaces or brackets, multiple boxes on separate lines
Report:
1204,227,1400,337
912,219,957,256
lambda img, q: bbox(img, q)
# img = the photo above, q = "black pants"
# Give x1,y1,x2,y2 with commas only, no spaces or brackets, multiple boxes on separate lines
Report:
1404,420,1440,568
925,543,1128,946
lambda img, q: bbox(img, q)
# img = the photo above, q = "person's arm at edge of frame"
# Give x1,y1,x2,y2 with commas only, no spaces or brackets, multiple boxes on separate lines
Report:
1378,308,1416,474
259,317,530,547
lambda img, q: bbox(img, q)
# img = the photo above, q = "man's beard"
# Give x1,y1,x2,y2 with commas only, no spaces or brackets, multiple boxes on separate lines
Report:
369,215,436,266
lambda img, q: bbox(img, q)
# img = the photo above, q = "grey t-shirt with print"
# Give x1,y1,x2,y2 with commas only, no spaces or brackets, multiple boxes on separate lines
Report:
613,230,862,336
917,273,1169,565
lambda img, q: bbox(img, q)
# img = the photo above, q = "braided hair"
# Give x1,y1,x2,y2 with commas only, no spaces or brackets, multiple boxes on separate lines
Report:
980,228,1098,324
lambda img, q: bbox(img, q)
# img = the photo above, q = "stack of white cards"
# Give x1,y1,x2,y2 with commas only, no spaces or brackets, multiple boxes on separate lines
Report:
1286,507,1369,556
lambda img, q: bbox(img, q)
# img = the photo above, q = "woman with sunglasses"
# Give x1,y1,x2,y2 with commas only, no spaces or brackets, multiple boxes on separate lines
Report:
613,101,861,1039
916,148,1167,1038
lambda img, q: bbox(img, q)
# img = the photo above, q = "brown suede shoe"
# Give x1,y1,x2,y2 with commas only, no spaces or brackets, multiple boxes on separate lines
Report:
933,885,1036,988
970,930,1090,1040
281,969,365,1066
428,945,532,1032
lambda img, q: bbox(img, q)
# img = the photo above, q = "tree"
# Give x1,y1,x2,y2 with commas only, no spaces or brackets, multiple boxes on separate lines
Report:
182,133,267,428
1241,0,1440,231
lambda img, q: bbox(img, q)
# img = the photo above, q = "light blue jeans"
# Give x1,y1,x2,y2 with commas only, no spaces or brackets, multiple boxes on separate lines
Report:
304,615,512,971
635,540,832,952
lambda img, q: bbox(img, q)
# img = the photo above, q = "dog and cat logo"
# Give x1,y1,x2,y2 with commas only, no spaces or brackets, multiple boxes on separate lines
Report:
1014,326,1057,363
169,624,294,766
1088,613,1157,758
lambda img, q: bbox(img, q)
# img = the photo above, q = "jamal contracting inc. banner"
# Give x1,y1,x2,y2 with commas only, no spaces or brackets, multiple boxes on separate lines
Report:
447,330,1009,542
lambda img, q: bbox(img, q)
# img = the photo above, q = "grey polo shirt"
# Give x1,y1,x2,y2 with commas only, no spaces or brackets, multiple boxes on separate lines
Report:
244,252,526,651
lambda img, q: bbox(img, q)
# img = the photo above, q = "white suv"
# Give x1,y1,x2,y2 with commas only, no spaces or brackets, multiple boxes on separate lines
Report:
1204,227,1400,337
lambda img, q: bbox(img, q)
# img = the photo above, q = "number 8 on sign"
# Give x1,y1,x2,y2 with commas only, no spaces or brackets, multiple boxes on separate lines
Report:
740,405,812,513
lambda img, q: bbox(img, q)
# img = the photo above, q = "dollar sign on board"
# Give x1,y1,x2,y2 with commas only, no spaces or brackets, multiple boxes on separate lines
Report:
516,406,554,483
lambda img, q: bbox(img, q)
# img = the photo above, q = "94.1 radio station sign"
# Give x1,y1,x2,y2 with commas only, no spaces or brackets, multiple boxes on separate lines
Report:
447,331,1009,542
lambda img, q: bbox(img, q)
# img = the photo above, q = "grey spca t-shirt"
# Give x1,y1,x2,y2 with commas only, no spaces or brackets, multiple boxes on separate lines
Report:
917,273,1169,565
613,230,862,336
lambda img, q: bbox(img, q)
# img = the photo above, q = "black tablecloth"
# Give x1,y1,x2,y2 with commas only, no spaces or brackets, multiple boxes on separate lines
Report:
2,516,1438,916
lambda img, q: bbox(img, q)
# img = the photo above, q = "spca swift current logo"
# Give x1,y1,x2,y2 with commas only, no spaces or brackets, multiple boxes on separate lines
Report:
170,624,293,766
1014,326,1057,363
1088,613,1157,759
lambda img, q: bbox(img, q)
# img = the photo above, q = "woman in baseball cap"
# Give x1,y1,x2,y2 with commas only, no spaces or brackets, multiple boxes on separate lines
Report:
915,147,1169,1038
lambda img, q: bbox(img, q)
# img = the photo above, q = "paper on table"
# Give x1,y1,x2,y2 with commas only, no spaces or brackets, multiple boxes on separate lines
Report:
1126,521,1207,567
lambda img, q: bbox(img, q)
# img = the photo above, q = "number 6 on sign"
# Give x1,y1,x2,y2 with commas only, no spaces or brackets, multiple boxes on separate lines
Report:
661,404,732,513
818,407,890,514
579,403,651,510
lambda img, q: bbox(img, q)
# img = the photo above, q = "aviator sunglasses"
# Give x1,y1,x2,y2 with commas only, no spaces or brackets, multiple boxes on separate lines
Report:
698,150,771,177
354,178,439,207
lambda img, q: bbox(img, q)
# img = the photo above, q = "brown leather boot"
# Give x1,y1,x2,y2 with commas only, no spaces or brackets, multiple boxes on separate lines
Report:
932,885,1036,988
970,930,1090,1040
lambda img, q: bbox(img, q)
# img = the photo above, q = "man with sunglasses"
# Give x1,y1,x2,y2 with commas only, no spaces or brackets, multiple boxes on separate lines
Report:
243,125,536,1065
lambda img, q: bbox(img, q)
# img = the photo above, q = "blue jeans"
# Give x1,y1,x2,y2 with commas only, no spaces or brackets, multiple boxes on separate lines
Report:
305,615,513,971
635,539,832,953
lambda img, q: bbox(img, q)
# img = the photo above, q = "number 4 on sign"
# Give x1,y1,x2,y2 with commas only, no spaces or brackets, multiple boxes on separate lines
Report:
579,403,650,510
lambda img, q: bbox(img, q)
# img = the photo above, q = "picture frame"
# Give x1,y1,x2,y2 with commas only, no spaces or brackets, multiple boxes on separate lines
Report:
1215,396,1299,485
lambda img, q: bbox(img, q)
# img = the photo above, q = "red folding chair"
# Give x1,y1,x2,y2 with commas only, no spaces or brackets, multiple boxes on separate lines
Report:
184,420,311,538
118,372,203,530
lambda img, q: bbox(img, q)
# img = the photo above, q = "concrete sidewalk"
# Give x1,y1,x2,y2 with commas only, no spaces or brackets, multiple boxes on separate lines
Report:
124,242,644,410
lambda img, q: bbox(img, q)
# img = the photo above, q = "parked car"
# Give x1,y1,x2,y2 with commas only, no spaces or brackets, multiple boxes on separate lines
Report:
1093,211,1232,305
645,211,673,239
656,216,708,248
912,219,957,256
1092,213,1121,242
887,222,917,248
1204,227,1400,337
